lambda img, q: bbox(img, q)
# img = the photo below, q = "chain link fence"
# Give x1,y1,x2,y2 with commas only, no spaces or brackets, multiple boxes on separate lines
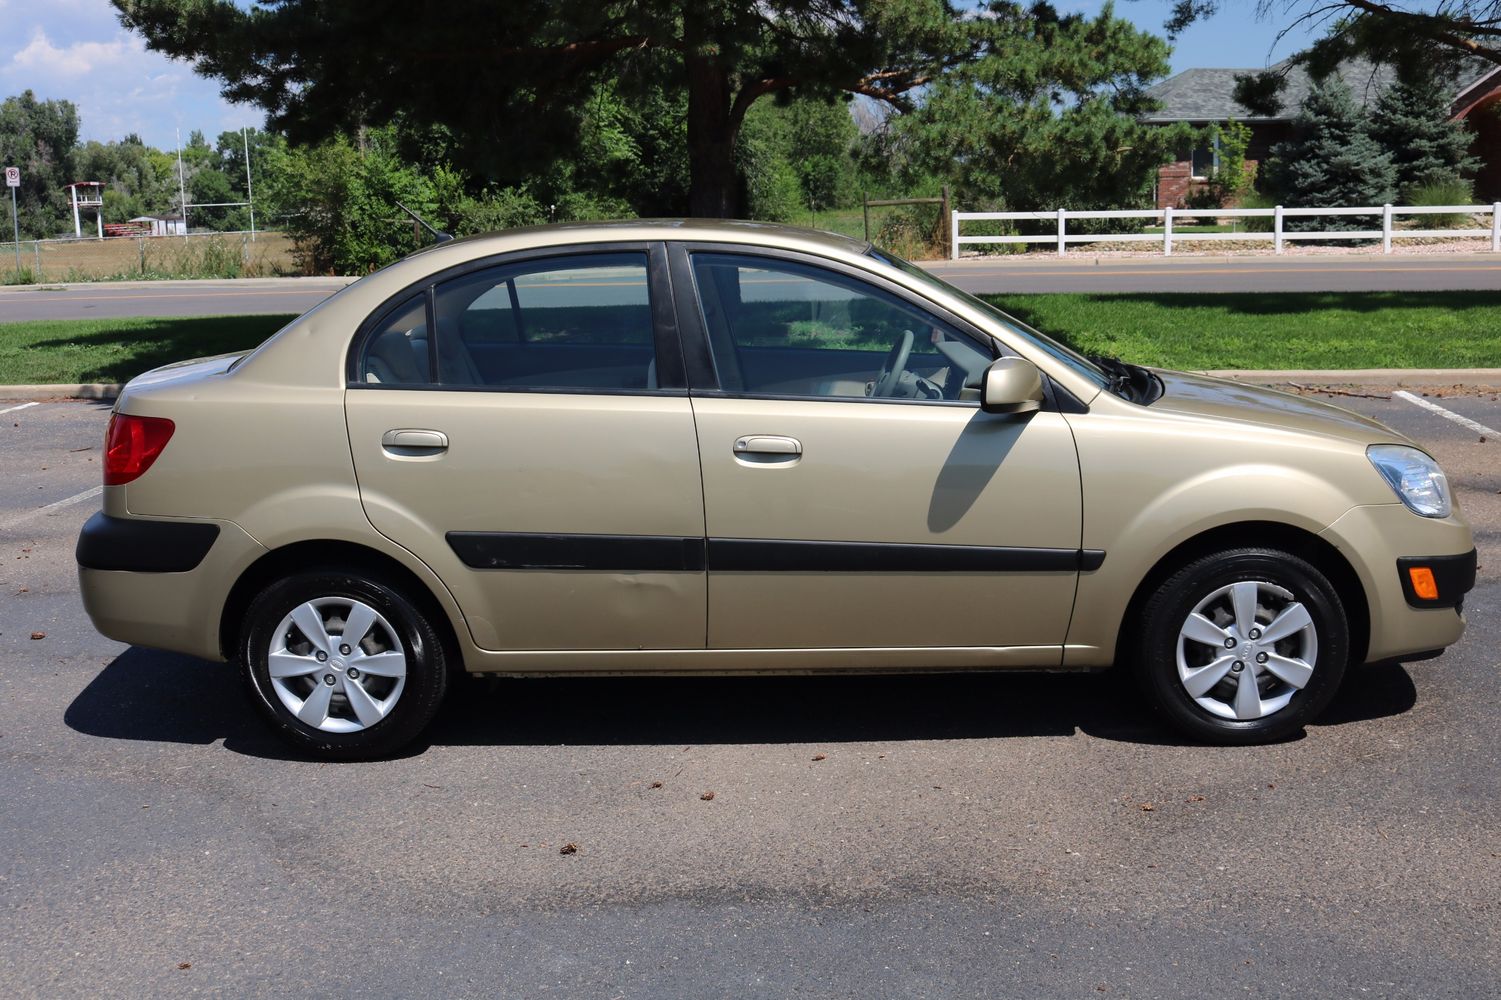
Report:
1,231,299,283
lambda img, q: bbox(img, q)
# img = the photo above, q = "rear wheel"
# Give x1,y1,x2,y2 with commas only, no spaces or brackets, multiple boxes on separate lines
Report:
240,570,448,760
1135,548,1349,744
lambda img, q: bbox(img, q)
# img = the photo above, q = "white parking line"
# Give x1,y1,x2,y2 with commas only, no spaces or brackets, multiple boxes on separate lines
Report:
0,402,39,415
0,485,102,532
1394,390,1499,439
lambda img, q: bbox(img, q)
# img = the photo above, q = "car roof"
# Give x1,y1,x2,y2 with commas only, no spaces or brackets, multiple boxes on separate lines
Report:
407,218,873,262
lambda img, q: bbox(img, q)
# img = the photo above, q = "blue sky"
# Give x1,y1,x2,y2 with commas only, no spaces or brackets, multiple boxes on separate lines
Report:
1,0,1322,150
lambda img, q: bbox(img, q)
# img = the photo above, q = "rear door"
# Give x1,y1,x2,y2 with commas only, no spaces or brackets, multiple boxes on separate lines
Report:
345,244,707,654
671,245,1085,657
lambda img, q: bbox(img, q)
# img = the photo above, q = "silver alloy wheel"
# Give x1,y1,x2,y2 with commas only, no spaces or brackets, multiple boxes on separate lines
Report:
267,597,408,734
1175,580,1318,721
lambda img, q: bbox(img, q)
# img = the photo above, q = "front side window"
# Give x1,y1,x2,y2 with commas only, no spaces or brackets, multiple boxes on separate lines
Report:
688,253,993,402
431,252,657,391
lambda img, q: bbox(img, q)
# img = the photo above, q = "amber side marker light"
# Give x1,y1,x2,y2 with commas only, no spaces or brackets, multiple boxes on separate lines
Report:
1408,566,1440,601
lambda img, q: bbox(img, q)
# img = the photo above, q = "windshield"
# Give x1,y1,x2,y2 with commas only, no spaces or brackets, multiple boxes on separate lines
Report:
866,248,1110,391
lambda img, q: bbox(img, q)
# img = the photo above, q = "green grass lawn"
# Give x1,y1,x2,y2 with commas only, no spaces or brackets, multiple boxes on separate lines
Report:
990,292,1501,370
4,292,1500,384
0,314,296,384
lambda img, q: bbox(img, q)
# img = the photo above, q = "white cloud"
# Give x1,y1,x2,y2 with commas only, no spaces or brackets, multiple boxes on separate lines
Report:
0,11,264,147
9,27,145,78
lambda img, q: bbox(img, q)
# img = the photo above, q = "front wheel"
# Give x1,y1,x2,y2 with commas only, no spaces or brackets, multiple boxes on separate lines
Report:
1134,548,1349,744
239,570,449,760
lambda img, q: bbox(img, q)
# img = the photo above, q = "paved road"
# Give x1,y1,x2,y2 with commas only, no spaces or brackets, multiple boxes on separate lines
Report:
2,390,1498,997
6,255,1501,324
0,278,353,322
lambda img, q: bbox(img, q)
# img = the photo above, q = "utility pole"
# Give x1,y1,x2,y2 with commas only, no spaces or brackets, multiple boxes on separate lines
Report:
243,126,256,241
175,127,189,236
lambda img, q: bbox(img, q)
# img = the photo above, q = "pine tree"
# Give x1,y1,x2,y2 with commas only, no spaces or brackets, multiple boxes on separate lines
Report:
1369,73,1480,196
1264,78,1397,230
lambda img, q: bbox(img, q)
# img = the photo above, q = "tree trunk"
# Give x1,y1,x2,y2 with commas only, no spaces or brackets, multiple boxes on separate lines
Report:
684,34,741,217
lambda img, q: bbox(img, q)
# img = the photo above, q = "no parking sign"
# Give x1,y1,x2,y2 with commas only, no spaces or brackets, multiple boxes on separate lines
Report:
6,166,19,271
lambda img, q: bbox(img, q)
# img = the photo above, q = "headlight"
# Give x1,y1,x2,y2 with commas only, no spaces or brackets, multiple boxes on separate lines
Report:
1367,445,1452,518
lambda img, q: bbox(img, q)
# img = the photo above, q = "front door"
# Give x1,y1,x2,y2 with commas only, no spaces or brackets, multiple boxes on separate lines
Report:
345,245,706,653
676,248,1084,656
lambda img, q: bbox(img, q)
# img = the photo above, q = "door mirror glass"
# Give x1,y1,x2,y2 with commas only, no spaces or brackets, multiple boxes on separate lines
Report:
980,357,1044,415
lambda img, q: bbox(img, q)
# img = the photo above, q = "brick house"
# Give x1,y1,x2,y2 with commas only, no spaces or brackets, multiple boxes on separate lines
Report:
1141,57,1501,208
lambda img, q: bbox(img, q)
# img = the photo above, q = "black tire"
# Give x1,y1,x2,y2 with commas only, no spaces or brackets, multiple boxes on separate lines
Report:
239,569,449,760
1134,547,1349,745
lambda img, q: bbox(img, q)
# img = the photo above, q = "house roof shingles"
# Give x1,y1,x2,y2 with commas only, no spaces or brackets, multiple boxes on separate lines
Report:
1142,57,1497,124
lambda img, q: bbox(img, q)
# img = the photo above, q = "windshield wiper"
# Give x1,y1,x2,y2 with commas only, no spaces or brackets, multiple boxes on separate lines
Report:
1088,354,1137,399
1088,354,1163,404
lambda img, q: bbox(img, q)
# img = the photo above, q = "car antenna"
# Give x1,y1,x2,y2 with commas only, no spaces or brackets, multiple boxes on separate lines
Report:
394,200,453,244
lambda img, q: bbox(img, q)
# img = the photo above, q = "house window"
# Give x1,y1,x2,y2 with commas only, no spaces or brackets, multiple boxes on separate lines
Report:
1190,135,1221,181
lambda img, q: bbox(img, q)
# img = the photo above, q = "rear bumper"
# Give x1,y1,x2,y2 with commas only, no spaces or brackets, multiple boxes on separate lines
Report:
76,511,220,572
77,514,265,661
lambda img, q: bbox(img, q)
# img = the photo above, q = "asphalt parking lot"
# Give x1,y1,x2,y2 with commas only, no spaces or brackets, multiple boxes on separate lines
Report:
2,389,1498,998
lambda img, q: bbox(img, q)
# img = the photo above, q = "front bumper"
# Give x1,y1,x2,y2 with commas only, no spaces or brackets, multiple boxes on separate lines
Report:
1320,504,1473,662
77,513,266,661
1396,550,1477,610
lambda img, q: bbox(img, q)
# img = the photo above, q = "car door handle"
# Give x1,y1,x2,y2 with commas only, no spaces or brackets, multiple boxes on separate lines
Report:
733,435,802,456
381,428,449,452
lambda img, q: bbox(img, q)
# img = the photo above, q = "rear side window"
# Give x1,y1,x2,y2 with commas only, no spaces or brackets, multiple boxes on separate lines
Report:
430,253,657,391
358,295,431,385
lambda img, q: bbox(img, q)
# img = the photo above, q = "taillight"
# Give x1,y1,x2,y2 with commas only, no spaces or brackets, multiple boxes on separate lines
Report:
103,413,175,486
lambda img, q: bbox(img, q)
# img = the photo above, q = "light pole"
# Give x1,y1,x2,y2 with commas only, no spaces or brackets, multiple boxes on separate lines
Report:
243,127,256,241
175,128,189,236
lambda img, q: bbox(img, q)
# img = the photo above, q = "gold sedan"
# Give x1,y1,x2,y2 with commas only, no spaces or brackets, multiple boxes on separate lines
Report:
77,221,1475,758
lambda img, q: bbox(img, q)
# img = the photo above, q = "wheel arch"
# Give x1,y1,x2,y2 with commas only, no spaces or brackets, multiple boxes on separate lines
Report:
1114,520,1371,669
219,539,467,671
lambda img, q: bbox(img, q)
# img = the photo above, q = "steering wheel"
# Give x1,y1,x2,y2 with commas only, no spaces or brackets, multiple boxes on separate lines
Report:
872,329,914,398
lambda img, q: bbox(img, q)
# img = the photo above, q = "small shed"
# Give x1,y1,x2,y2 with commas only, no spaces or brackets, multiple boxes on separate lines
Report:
129,214,188,237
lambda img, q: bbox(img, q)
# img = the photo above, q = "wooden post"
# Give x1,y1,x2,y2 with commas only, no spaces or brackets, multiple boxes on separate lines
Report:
1274,205,1284,254
1164,206,1174,256
940,185,950,258
1057,207,1066,257
862,193,870,243
1382,204,1393,253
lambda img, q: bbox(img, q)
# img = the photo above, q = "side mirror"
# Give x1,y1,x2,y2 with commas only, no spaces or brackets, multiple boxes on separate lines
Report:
980,357,1045,415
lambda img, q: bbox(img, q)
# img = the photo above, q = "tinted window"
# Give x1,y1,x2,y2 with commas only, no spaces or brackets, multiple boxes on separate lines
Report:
431,253,657,390
689,253,992,401
358,294,431,385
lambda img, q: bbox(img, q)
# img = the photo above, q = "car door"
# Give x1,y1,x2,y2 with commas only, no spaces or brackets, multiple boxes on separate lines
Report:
345,244,707,654
671,245,1084,658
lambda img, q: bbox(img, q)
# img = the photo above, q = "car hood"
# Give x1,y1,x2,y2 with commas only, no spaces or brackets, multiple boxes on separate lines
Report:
1148,369,1412,448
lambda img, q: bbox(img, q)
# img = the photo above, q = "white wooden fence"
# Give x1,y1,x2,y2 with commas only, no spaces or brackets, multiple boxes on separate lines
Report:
949,204,1501,258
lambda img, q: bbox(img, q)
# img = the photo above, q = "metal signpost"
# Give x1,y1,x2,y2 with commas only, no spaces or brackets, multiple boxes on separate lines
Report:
5,166,20,274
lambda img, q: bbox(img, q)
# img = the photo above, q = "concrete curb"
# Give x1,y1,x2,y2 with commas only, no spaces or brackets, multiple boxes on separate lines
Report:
1198,369,1501,386
0,383,122,400
4,370,1500,402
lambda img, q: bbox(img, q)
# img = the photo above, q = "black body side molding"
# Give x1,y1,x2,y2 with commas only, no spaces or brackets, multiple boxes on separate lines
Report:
447,531,1105,574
